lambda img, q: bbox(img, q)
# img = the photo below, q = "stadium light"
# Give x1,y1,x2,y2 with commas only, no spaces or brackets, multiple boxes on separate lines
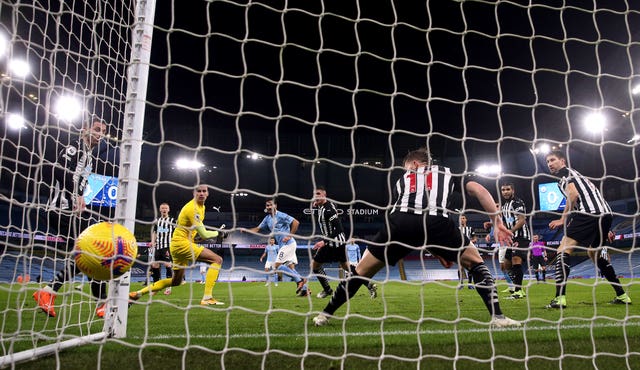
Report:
584,111,607,134
628,134,640,143
532,143,551,155
8,59,30,78
175,158,204,170
475,164,501,175
245,152,262,160
632,84,640,95
54,96,83,122
6,113,25,130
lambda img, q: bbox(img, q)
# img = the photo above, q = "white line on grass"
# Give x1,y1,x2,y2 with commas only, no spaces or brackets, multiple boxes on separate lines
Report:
131,320,640,341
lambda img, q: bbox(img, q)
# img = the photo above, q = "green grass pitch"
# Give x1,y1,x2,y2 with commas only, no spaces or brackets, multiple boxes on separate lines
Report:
1,278,638,369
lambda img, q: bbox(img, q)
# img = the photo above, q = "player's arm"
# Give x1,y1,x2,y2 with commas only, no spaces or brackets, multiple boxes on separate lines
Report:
150,224,157,248
195,225,219,241
549,182,578,230
512,214,526,233
282,218,299,243
465,181,513,245
259,249,266,261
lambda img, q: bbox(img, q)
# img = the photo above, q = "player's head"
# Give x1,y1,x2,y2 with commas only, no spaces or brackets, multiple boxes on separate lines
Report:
312,186,327,207
532,234,539,242
82,118,106,147
500,183,515,200
193,184,209,204
159,202,170,217
459,214,467,225
545,150,567,174
403,148,430,171
268,237,275,245
265,197,277,214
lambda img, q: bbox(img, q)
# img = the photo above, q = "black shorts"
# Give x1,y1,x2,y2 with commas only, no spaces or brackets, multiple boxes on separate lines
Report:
531,255,546,269
509,237,530,260
154,248,172,263
566,213,612,248
368,212,469,266
313,244,348,264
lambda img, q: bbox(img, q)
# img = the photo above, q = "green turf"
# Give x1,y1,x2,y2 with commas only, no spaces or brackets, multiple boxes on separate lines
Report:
1,278,638,369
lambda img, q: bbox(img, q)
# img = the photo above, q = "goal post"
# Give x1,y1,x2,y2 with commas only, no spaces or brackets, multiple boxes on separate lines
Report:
0,0,154,366
105,0,157,340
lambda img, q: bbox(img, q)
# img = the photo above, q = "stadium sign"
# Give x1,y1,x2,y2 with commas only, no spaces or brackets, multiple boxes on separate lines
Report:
303,207,379,216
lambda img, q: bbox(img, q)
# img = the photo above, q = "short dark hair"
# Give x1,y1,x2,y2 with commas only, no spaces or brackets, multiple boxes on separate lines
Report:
546,150,566,161
315,185,326,192
500,182,515,190
266,197,278,205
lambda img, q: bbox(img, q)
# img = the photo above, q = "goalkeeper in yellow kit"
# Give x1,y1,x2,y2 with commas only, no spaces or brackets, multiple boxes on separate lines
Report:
130,184,225,305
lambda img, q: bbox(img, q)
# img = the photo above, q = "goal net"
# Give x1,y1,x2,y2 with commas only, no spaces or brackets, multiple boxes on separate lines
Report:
2,0,639,368
0,0,151,366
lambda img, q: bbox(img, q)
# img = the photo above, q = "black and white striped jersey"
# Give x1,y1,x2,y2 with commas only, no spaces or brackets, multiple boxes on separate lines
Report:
459,225,475,239
501,197,531,240
556,167,612,215
315,200,346,247
391,165,454,217
47,138,94,211
152,216,175,250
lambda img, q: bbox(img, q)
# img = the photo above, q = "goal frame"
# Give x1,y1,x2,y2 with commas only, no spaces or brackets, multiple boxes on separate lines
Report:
0,0,155,366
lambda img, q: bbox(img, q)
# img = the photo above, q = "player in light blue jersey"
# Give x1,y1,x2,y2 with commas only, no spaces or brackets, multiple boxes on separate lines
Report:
346,239,361,264
345,238,377,298
260,238,280,286
245,198,310,296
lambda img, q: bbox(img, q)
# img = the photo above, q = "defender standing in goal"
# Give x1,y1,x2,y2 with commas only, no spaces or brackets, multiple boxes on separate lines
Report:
33,118,110,318
311,187,377,299
130,184,225,306
313,148,520,327
500,183,531,300
149,203,175,295
545,151,631,308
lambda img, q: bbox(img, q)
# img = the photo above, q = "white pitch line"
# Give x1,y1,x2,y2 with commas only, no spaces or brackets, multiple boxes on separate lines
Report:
132,320,640,341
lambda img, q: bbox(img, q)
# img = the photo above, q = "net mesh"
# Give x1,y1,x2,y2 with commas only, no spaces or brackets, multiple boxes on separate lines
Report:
1,0,639,368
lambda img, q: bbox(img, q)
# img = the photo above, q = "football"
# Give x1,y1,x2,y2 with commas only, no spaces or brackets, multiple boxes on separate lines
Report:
74,222,138,281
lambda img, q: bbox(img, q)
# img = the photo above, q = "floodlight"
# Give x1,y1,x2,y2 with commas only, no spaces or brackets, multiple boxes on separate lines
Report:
632,84,640,95
175,158,204,170
584,112,606,133
8,59,30,78
475,164,501,175
6,113,25,130
54,96,83,122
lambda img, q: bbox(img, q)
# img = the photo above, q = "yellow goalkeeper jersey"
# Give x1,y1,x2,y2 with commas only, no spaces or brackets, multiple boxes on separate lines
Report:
171,199,205,244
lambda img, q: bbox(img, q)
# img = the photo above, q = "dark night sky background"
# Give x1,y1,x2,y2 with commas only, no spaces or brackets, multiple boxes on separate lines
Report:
1,0,640,228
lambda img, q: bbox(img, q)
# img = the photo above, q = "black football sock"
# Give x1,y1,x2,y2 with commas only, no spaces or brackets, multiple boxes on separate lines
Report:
597,257,625,296
90,280,107,300
555,252,571,297
511,264,523,292
313,267,332,293
151,267,161,283
323,272,367,315
469,263,502,316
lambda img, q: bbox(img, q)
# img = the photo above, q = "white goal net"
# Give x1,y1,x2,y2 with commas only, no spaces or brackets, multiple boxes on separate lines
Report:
1,0,639,368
